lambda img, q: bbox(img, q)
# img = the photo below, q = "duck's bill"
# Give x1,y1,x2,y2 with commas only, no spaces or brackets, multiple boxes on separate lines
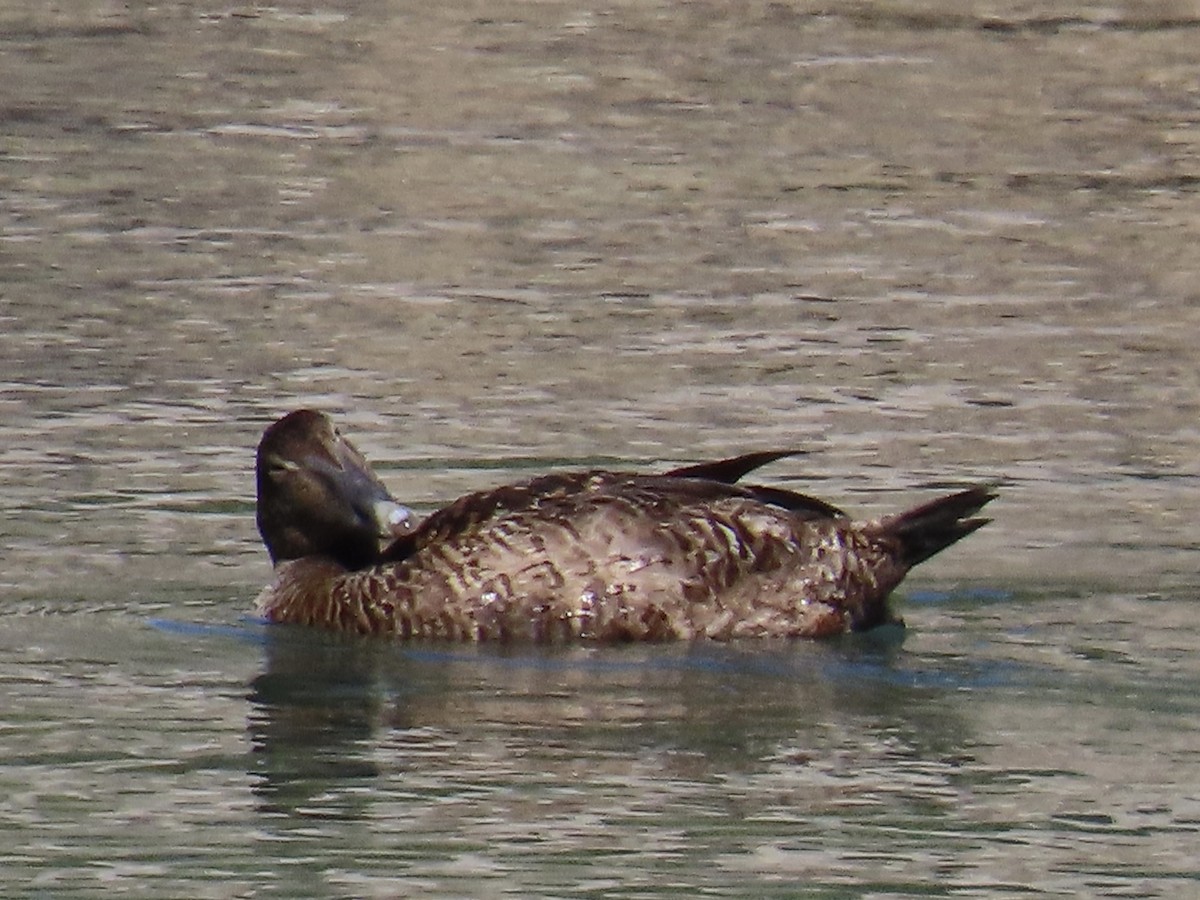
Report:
372,498,418,538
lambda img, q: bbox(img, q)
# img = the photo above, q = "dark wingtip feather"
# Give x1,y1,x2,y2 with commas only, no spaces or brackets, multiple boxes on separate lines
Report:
665,450,846,519
664,449,806,484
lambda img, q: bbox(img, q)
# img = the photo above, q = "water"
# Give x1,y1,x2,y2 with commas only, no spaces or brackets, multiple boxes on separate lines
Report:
3,1,1200,896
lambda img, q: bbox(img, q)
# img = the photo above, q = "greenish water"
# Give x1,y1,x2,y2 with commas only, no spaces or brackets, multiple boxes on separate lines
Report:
4,1,1200,896
3,585,1199,897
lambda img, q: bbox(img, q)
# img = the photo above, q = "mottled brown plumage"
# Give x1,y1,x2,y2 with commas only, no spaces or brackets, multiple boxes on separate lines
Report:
254,409,995,641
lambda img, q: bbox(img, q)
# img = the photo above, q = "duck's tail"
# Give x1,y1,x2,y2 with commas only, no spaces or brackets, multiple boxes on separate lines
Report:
879,485,997,568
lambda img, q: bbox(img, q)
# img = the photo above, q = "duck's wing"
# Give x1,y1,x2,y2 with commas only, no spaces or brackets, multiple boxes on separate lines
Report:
730,484,846,519
377,471,600,563
664,450,804,483
665,450,846,519
377,460,845,564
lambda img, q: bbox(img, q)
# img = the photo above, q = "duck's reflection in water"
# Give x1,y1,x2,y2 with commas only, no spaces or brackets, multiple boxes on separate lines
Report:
246,618,1002,825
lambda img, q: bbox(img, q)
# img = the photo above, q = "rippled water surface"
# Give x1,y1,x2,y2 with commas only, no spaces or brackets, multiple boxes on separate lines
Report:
3,1,1200,896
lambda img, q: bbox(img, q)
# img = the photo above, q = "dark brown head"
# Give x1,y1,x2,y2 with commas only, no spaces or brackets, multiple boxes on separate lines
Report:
255,409,415,569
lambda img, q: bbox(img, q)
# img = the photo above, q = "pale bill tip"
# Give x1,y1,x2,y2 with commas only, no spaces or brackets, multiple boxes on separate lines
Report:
373,499,417,537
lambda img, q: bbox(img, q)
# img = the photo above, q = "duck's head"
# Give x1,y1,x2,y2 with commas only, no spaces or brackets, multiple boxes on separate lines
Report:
255,409,415,569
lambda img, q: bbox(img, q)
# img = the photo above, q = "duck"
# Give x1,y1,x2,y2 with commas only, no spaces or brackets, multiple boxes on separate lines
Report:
254,409,995,641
